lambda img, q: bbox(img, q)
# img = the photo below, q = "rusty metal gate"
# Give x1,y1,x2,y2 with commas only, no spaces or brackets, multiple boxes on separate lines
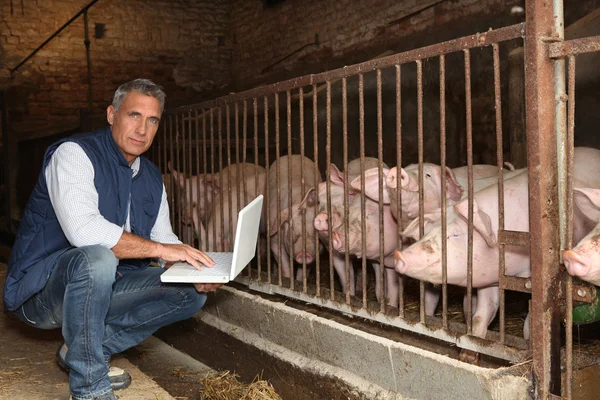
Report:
149,0,600,398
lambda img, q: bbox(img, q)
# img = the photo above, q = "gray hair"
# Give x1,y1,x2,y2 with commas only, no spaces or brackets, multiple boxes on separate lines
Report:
111,78,166,114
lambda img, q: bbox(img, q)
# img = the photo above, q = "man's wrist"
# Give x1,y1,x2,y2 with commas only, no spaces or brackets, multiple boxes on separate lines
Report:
153,242,165,259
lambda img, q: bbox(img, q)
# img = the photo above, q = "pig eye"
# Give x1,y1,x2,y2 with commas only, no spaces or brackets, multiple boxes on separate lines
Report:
425,173,432,178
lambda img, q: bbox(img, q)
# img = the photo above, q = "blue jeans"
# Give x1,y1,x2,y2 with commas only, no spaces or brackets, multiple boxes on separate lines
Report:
14,245,207,400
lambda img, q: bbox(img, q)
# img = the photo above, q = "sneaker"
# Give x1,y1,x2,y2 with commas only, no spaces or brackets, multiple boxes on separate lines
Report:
57,343,131,391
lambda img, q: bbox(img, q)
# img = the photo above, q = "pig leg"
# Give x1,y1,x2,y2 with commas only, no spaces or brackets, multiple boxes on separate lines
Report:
371,262,383,303
271,233,293,279
459,286,499,365
523,312,530,341
332,250,355,296
424,285,441,317
462,292,478,322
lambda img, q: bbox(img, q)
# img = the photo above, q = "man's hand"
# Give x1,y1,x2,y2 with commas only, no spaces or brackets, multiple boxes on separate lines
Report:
158,243,215,271
193,283,223,292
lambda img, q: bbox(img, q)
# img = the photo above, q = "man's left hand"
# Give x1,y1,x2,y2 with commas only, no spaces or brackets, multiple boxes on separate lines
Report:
194,283,223,292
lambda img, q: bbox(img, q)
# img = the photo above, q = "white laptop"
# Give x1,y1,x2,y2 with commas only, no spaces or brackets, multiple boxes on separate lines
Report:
160,195,263,283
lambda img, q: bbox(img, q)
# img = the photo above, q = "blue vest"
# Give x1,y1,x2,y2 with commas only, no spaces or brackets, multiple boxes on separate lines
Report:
4,126,163,311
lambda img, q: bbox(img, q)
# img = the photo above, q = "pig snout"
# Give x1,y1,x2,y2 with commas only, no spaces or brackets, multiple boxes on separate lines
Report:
562,250,590,279
388,167,415,191
394,250,409,274
296,252,314,264
386,167,399,189
314,212,329,231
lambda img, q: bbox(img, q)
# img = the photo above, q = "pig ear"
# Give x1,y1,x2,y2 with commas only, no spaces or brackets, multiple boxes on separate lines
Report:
350,168,390,204
270,208,290,236
400,211,442,241
445,166,463,202
328,164,345,187
298,188,317,209
168,161,185,188
453,199,497,247
573,188,600,223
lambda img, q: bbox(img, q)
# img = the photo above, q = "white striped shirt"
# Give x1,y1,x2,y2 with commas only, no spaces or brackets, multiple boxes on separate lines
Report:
45,141,181,249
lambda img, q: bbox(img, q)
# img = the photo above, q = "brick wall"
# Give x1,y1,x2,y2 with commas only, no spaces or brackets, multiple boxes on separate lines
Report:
228,0,524,90
0,0,232,134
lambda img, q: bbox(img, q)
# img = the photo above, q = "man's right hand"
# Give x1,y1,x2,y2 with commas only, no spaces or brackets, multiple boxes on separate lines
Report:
158,243,215,271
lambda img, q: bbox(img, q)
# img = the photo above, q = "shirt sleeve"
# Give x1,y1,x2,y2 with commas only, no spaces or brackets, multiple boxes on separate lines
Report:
45,142,124,248
150,184,183,245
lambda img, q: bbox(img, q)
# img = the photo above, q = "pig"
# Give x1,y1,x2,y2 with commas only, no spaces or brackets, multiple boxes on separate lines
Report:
561,187,600,285
394,147,600,362
169,162,266,226
312,160,439,311
203,165,267,252
354,163,522,222
542,147,600,285
267,155,322,280
394,170,529,362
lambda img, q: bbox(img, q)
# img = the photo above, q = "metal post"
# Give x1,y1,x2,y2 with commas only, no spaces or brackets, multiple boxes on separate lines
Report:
0,91,11,232
525,0,562,397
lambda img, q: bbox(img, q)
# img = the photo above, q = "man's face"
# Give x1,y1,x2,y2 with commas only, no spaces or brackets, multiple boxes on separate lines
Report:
107,91,162,164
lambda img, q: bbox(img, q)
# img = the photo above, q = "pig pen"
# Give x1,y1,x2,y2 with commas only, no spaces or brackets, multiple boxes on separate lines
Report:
149,2,600,398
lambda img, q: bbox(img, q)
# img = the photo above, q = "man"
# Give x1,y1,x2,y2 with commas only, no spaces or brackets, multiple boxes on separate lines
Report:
4,79,220,400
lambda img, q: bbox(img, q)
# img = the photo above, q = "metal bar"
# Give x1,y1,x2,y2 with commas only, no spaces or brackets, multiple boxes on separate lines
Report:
377,69,385,314
168,115,175,229
439,55,448,330
218,107,224,253
565,53,575,400
242,101,252,278
287,90,293,291
395,66,404,317
226,105,233,251
525,0,562,395
274,93,282,286
299,87,307,293
493,43,507,344
238,277,530,363
342,77,350,304
195,110,201,249
416,60,425,324
326,81,334,301
210,109,216,251
464,48,474,336
359,74,368,309
313,84,320,297
202,110,208,251
166,24,525,111
549,35,600,58
499,230,530,247
262,97,271,282
10,0,102,76
175,114,183,240
500,276,532,294
187,111,193,245
83,10,93,115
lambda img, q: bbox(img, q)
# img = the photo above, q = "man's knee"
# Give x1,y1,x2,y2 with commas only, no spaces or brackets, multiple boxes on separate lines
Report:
68,245,117,284
167,287,207,319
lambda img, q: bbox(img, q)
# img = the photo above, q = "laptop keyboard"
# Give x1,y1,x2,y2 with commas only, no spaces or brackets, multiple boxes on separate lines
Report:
184,252,233,276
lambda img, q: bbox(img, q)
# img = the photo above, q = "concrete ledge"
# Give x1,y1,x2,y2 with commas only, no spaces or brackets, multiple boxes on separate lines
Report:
200,286,531,400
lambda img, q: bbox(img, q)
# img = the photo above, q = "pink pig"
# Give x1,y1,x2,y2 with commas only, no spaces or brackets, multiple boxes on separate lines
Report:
267,155,322,280
312,161,436,310
562,187,600,286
